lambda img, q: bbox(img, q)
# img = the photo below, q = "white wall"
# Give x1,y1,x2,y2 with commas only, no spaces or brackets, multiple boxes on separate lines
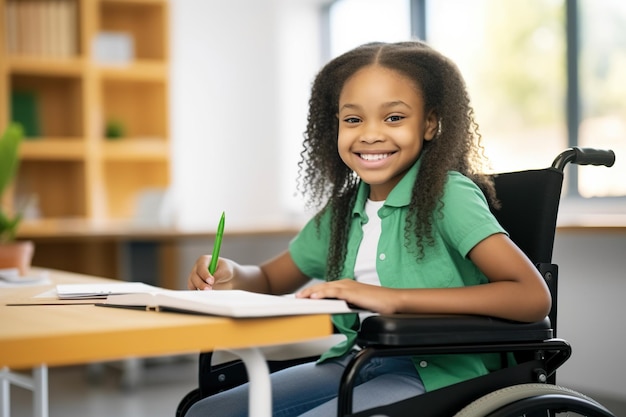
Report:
169,0,323,230
553,231,626,400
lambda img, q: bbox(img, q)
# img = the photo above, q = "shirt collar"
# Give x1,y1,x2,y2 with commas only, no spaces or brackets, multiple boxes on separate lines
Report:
352,157,422,217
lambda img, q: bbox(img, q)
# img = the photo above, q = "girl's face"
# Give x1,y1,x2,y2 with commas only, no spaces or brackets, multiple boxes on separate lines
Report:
337,65,438,201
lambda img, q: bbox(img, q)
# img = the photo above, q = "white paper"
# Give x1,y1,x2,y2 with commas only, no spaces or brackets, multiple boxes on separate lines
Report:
56,282,161,300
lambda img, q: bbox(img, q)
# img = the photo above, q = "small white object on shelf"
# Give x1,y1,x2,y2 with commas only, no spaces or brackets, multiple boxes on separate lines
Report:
93,31,134,64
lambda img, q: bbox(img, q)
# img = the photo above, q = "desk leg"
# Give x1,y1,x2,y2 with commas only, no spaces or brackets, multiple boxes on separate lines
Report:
1,368,9,417
33,366,48,417
0,365,48,417
226,348,271,417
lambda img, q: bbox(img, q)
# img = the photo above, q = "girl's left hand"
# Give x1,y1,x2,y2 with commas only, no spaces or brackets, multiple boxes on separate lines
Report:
296,279,397,314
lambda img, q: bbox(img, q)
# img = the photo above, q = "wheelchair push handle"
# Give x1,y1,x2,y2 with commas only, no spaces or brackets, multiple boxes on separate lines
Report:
552,147,615,172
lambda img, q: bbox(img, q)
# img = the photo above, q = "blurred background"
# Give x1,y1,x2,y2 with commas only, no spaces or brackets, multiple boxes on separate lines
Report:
2,0,625,415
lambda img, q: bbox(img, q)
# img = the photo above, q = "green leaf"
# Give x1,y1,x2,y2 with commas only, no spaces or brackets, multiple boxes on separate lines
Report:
0,123,24,197
0,122,24,242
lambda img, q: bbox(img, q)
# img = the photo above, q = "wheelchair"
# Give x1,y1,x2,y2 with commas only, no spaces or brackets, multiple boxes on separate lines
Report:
177,147,617,417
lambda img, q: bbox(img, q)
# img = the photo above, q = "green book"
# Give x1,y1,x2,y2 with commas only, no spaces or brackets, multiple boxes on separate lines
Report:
10,91,41,138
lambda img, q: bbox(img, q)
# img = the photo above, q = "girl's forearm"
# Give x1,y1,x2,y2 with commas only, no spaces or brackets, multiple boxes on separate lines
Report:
393,281,551,323
216,262,272,294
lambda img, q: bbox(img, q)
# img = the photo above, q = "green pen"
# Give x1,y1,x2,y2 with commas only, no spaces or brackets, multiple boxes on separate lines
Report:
208,211,225,275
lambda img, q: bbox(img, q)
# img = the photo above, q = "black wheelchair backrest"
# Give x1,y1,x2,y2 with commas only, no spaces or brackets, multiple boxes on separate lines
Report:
490,168,564,265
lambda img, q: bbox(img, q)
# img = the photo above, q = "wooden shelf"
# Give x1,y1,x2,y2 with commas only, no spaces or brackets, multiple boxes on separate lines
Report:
101,139,169,161
98,59,167,80
98,0,168,61
1,0,170,223
6,56,87,76
20,139,87,160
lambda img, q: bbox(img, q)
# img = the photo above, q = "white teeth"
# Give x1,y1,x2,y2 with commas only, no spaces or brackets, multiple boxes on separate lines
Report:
360,153,390,161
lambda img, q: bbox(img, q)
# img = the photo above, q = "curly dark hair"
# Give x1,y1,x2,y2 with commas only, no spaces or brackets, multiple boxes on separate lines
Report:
297,40,498,280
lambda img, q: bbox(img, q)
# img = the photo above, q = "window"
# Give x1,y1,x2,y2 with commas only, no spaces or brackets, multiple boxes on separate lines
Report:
326,0,411,58
578,0,626,197
428,0,566,175
325,0,625,199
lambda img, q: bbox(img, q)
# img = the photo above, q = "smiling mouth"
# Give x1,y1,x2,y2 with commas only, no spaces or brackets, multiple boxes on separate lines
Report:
359,153,393,161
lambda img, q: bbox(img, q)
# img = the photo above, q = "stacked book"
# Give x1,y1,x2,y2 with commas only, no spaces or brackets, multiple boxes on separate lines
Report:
4,0,78,58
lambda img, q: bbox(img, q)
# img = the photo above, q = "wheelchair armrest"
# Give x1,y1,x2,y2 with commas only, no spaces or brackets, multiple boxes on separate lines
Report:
357,314,552,347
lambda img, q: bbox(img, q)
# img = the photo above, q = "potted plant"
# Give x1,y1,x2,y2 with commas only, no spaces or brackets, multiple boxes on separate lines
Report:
0,122,34,276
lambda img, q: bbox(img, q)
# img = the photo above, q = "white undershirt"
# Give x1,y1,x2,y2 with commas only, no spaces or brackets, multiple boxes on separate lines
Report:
354,199,384,287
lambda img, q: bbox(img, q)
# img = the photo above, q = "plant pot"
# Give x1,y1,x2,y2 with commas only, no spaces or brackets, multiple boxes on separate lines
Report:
0,240,35,276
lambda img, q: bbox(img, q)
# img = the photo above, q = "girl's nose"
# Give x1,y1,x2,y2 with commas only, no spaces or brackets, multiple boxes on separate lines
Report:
359,124,385,143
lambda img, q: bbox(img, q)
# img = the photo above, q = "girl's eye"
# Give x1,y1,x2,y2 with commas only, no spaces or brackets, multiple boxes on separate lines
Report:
343,117,361,124
386,115,404,123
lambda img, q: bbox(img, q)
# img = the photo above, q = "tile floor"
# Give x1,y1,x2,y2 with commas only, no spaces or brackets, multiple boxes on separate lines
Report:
8,355,198,417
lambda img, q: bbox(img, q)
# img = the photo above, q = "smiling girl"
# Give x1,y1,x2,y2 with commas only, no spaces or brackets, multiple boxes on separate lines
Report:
185,41,551,417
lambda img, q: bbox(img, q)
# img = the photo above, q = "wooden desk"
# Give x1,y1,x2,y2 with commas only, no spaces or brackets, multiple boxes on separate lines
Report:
0,269,333,417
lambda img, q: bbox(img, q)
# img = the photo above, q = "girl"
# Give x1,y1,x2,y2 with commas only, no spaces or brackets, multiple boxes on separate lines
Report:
185,40,551,417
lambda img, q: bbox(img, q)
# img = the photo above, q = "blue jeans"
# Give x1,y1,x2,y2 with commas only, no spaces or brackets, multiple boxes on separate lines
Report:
185,350,425,417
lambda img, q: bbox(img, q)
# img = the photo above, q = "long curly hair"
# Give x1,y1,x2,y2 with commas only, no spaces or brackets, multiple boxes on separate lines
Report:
297,40,498,280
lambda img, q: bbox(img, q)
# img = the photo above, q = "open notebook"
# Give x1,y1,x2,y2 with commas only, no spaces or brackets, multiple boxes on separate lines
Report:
98,289,355,318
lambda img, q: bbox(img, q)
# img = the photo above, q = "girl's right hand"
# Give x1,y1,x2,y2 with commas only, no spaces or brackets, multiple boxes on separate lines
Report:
187,255,235,290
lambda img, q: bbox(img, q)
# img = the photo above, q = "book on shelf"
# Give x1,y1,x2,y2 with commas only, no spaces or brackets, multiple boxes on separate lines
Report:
5,0,77,58
10,91,41,137
98,289,356,318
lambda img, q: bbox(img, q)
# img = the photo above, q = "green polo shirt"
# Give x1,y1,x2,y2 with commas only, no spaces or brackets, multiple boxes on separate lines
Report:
289,159,507,392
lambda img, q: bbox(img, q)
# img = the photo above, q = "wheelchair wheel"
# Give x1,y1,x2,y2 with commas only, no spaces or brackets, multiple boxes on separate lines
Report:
454,383,615,417
175,388,202,417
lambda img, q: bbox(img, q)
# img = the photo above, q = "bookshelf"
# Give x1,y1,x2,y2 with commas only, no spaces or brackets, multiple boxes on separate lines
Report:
0,0,170,223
